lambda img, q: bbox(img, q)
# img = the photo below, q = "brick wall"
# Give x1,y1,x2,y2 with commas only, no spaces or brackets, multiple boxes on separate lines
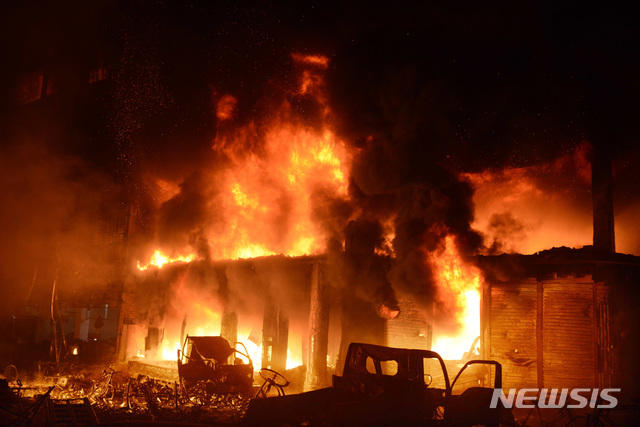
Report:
385,294,432,350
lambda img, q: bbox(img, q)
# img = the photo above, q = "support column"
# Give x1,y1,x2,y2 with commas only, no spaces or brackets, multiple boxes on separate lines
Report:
221,310,238,363
262,301,289,372
304,261,330,391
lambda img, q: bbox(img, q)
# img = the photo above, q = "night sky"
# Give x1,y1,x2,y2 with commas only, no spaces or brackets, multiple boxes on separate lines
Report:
2,1,639,162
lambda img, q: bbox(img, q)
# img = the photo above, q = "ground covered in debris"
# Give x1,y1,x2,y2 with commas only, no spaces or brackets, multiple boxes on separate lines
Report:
1,362,256,426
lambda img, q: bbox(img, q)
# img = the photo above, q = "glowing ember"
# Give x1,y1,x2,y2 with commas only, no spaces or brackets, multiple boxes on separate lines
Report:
430,235,482,360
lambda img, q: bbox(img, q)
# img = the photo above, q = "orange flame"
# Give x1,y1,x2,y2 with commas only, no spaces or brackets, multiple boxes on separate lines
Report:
137,249,196,271
132,53,341,371
211,124,350,260
430,235,482,360
139,53,348,266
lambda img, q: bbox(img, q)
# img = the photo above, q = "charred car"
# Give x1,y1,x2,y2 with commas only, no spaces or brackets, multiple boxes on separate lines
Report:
243,342,502,426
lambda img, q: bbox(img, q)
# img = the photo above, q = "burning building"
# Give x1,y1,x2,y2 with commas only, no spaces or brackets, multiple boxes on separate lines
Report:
1,0,640,417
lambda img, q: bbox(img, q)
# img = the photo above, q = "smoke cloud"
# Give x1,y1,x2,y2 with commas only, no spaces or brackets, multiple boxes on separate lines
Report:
0,141,122,315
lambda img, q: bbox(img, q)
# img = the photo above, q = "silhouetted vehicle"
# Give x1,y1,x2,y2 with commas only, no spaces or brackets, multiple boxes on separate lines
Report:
243,342,502,426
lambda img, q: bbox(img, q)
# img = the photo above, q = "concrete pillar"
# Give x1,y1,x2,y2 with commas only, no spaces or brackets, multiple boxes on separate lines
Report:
304,261,330,391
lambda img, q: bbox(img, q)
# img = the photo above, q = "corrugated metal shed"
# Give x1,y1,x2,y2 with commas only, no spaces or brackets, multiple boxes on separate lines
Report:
483,275,610,389
485,279,538,388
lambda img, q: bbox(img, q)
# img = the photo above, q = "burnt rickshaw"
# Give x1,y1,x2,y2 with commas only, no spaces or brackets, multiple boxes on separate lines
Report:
177,335,254,406
127,335,255,411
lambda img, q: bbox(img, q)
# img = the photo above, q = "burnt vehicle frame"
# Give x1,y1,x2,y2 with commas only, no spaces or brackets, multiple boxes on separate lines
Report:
177,335,254,404
244,342,502,426
126,335,255,411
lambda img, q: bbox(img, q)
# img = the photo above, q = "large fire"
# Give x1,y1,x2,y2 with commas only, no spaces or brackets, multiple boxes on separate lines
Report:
139,53,349,267
213,123,350,260
133,54,342,368
134,53,483,367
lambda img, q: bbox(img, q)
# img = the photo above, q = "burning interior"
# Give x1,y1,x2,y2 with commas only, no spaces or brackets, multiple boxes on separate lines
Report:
1,2,640,426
